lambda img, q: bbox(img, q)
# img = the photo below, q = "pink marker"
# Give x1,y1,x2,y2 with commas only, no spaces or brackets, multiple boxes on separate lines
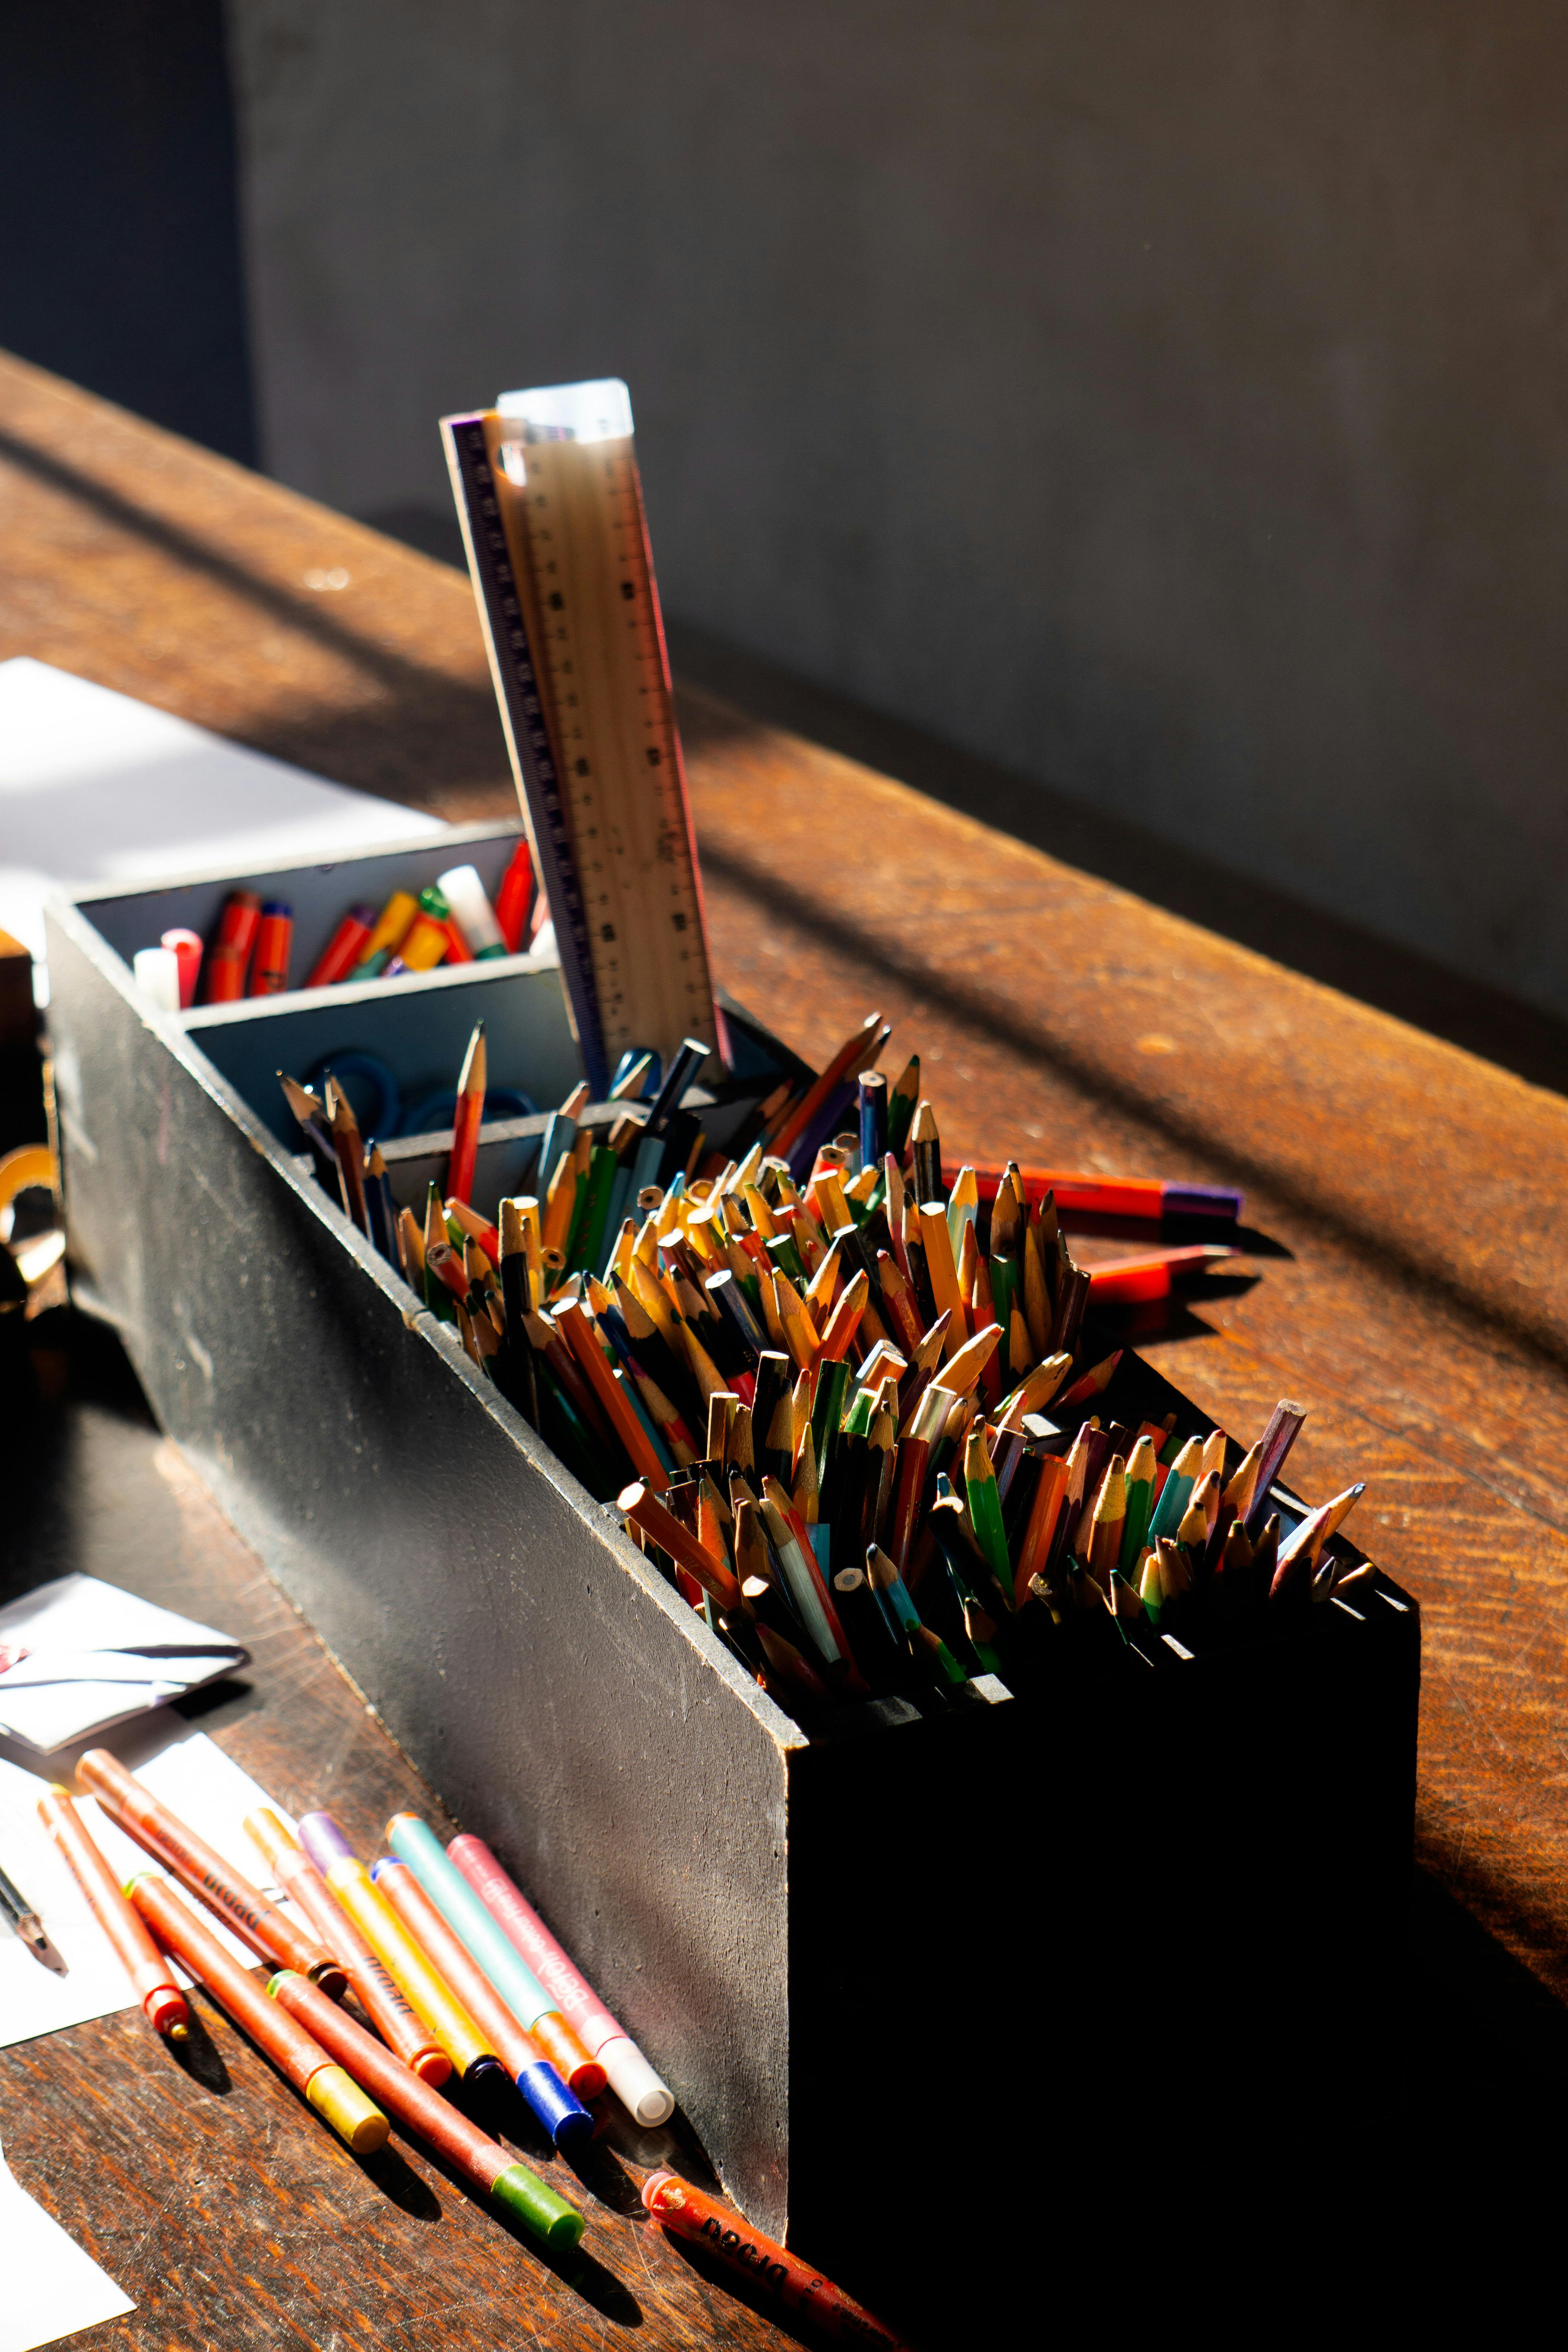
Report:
446,1834,674,2126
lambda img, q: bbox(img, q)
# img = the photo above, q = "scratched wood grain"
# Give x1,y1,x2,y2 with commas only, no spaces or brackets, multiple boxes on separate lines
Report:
6,341,1568,2330
1,1369,833,2352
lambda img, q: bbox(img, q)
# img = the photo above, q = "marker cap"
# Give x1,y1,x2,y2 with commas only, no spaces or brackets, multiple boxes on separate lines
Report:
490,2162,585,2251
603,2037,676,2127
143,1983,190,2038
132,947,181,1013
297,1812,356,1874
529,2009,607,2099
517,2061,594,2153
305,2063,389,2154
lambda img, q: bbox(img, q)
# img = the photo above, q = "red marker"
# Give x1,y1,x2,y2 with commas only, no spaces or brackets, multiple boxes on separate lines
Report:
1085,1245,1238,1304
213,888,262,958
200,947,246,1002
447,1021,486,1206
248,902,293,996
642,2172,908,2348
494,840,535,951
203,890,261,999
37,1786,189,2039
305,904,375,988
159,928,203,1008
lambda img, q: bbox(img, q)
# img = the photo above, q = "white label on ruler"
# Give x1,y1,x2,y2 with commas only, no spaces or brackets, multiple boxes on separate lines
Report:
504,431,716,1072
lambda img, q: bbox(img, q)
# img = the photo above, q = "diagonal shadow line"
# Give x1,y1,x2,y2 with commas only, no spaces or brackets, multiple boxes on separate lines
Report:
1415,1827,1568,2018
701,837,1568,1384
0,423,474,701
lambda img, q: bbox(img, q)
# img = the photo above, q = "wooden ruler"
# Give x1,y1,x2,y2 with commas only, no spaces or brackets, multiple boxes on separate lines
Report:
442,380,720,1098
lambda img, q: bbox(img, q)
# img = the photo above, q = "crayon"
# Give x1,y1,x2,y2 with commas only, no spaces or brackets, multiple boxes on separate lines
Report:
296,1812,500,2084
438,1827,675,2126
76,1750,346,1995
38,1787,189,2036
129,1874,386,2154
371,1858,593,2148
642,2171,907,2349
269,1970,582,2250
385,1814,611,2103
248,901,293,996
243,1808,450,2086
305,904,375,987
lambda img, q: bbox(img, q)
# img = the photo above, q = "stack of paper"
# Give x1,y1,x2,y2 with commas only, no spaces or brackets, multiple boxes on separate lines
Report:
0,1576,249,1753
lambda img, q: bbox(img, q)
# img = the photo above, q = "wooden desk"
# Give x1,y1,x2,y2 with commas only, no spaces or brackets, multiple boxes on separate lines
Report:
5,346,1568,2337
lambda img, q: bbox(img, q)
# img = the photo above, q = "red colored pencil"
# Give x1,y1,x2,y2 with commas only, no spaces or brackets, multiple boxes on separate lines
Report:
940,1161,1242,1223
447,1022,486,1206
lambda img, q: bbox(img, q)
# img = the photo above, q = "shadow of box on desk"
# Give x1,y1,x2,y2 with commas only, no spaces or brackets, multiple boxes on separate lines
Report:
42,830,1419,2296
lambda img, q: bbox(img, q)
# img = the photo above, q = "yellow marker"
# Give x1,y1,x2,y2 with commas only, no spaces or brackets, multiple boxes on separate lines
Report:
324,1856,497,2081
352,890,418,972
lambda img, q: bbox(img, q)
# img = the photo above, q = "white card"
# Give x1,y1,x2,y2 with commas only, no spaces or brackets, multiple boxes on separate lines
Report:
0,2136,135,2350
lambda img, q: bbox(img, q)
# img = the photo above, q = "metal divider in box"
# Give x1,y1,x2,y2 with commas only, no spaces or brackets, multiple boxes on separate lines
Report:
68,823,583,1151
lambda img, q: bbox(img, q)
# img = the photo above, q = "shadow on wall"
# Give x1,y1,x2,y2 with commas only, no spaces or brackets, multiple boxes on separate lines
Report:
363,486,1568,1103
0,0,256,464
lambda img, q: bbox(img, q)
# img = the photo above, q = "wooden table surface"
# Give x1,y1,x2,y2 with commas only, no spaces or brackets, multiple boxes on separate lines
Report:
6,345,1568,2338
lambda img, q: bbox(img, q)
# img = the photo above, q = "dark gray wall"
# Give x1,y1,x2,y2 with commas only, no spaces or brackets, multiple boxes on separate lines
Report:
227,2,1568,1017
0,0,256,463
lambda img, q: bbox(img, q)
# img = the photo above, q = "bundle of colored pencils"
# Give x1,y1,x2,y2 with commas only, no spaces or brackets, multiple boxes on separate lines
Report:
282,1012,1374,1716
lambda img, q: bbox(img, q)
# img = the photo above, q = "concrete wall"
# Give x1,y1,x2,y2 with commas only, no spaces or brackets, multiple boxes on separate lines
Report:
227,1,1568,1018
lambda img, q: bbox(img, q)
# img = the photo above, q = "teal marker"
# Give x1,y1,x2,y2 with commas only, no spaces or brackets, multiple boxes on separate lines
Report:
384,1814,602,2096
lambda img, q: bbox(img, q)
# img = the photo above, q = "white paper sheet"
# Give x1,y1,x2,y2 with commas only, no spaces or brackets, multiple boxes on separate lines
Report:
0,1574,249,1752
0,1727,298,2049
0,2138,135,2351
0,656,441,995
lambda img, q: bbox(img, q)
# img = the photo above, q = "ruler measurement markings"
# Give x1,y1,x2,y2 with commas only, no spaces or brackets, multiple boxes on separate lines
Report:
440,413,608,1092
452,394,718,1079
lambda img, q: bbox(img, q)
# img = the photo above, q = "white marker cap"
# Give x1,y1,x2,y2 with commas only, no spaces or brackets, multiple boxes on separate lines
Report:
601,2036,675,2127
132,946,182,1013
437,865,507,956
